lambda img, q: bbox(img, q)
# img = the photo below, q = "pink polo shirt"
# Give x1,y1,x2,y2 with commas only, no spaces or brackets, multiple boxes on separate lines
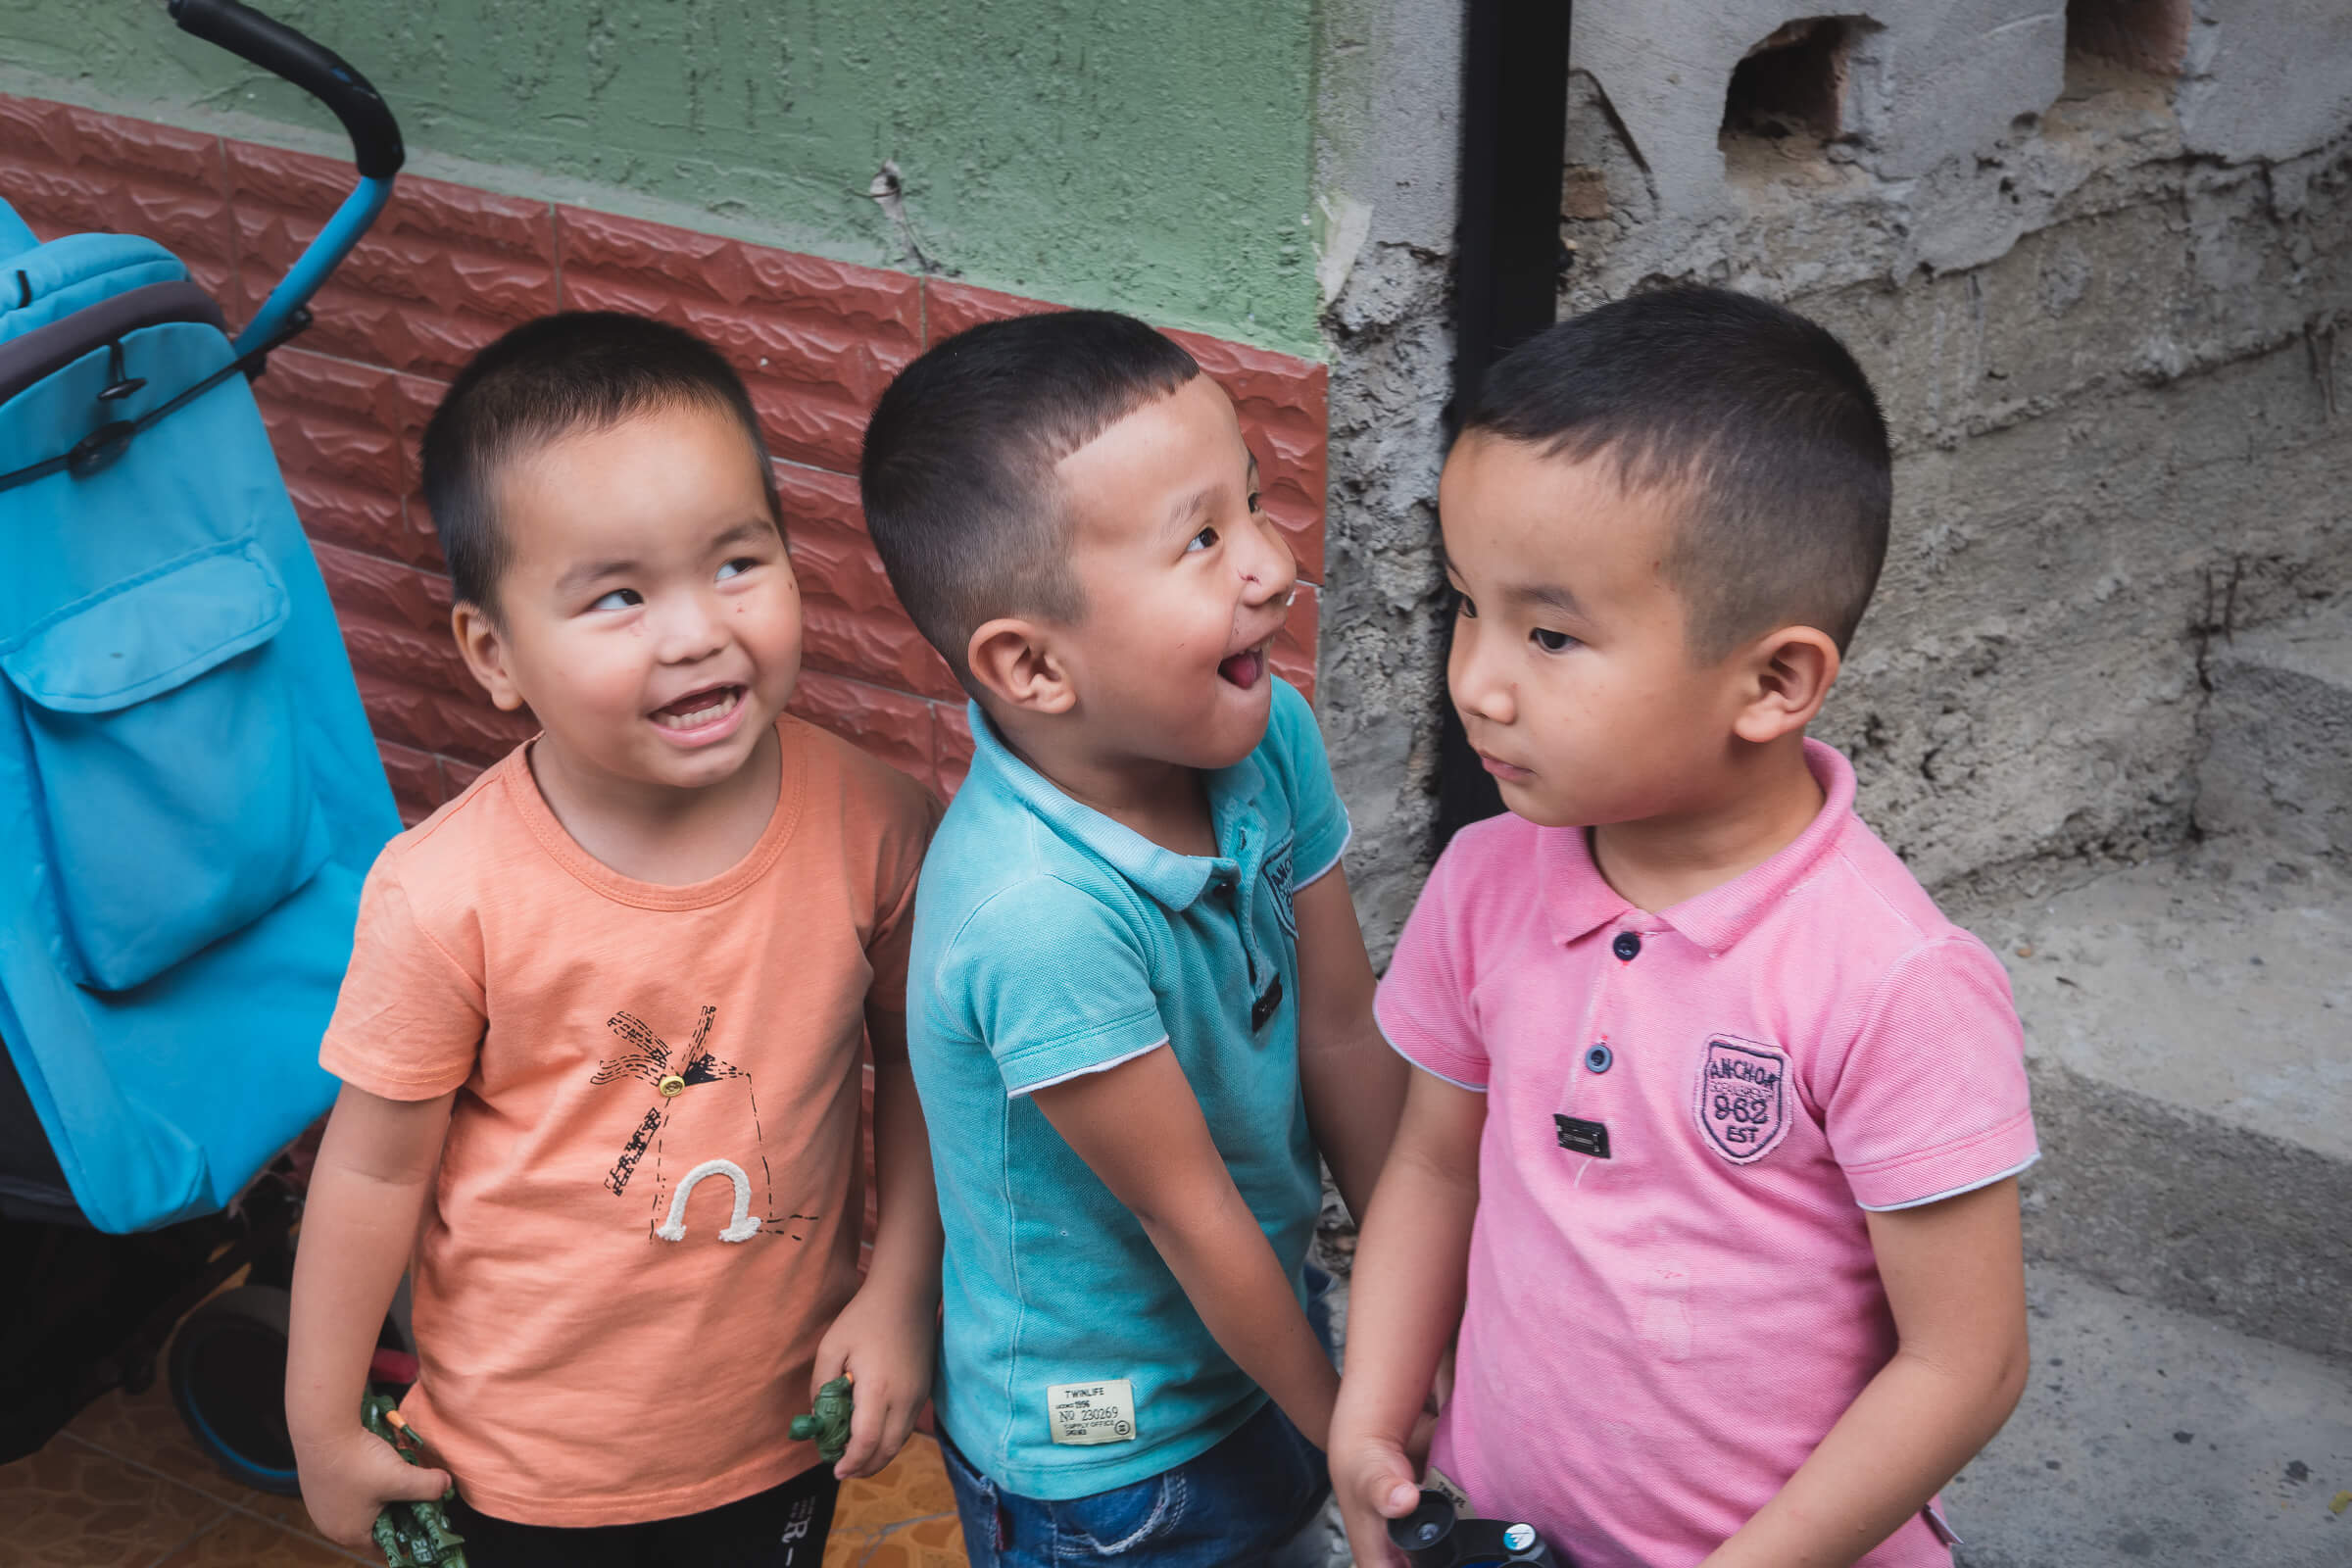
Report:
1375,740,2036,1568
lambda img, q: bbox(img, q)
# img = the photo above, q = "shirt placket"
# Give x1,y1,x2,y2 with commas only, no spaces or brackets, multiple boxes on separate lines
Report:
1207,799,1282,1034
1556,920,1653,1164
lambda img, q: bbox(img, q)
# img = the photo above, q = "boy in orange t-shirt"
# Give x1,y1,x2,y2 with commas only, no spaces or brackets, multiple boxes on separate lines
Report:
285,313,941,1566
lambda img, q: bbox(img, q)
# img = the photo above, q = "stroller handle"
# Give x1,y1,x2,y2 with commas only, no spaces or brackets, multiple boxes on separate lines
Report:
168,0,404,357
170,0,404,178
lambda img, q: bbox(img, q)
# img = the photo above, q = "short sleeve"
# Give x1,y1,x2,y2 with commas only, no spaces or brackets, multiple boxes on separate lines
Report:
318,858,487,1102
1372,842,1489,1091
1263,678,1350,885
1819,936,2039,1210
862,789,941,1065
939,877,1169,1097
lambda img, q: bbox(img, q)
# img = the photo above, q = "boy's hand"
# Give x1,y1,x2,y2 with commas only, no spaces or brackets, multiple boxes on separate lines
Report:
1333,1405,1439,1568
295,1421,451,1549
810,1280,936,1480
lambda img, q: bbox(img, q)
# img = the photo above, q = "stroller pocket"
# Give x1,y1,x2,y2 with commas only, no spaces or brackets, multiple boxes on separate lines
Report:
1,535,329,992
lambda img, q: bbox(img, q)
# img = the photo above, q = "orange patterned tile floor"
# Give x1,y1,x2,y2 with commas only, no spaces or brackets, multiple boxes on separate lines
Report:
0,1374,968,1568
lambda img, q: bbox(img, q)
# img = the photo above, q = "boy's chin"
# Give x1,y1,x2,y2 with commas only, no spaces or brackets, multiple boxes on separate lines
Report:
1494,777,1584,828
1159,692,1274,771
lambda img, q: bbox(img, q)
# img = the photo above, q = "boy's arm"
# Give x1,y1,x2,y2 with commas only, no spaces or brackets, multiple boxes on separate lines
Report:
1699,1178,2031,1568
811,1028,944,1480
1032,1046,1341,1446
286,1085,460,1548
1292,864,1407,1223
812,837,945,1482
1329,1068,1486,1568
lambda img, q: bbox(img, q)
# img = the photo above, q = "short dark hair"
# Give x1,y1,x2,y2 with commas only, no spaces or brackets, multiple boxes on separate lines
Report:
419,312,775,615
1464,286,1891,657
859,310,1199,690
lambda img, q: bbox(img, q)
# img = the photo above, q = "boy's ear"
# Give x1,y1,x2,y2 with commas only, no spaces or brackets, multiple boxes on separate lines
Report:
452,601,528,712
966,616,1077,717
1731,624,1840,745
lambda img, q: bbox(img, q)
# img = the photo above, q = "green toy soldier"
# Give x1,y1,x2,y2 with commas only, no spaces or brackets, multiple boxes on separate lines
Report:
361,1392,468,1567
790,1375,855,1464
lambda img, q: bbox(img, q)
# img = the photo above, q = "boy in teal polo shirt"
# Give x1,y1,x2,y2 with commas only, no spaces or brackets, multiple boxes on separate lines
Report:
860,311,1405,1566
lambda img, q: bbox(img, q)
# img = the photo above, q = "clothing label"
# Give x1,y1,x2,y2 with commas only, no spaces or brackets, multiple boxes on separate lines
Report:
1250,973,1285,1032
1046,1380,1138,1446
1694,1035,1793,1164
1554,1113,1610,1159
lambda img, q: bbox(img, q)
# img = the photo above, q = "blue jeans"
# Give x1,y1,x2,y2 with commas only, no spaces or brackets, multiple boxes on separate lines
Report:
940,1398,1332,1567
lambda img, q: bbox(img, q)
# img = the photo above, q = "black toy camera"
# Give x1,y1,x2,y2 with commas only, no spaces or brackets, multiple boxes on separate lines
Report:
1388,1489,1559,1566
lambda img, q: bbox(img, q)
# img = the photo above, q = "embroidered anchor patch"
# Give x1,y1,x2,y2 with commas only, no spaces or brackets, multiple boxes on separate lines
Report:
1262,836,1298,940
1694,1036,1792,1164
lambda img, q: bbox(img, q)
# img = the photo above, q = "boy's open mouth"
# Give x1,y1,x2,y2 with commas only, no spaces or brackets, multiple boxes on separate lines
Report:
1217,643,1269,690
650,684,744,730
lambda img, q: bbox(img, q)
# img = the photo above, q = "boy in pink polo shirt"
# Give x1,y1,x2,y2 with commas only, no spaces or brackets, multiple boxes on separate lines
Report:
1332,288,2037,1568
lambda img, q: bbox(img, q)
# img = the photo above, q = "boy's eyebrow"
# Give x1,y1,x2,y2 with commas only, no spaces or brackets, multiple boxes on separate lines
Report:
1163,453,1263,535
1164,483,1219,533
1505,581,1587,617
708,518,776,551
1439,548,1587,616
553,558,636,596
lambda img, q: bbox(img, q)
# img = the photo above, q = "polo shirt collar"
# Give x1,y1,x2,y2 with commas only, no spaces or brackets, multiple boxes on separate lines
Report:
1544,738,1856,956
963,701,1269,911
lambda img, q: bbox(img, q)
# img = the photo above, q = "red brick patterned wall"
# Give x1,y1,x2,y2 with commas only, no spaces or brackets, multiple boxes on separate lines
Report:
0,95,1328,821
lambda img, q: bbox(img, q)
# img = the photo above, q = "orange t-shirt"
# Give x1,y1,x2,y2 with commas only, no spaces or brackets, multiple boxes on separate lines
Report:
319,716,935,1527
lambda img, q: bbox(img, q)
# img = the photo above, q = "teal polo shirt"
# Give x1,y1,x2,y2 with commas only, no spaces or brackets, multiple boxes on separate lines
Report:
908,678,1350,1499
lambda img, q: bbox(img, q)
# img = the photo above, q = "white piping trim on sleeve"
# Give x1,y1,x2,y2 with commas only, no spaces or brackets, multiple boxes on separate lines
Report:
1375,1016,1487,1094
1295,820,1354,890
1855,1151,2039,1212
1005,1037,1170,1099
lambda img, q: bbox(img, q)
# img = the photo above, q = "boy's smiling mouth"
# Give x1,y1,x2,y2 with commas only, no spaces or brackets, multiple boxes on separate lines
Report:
1217,639,1272,690
650,683,746,734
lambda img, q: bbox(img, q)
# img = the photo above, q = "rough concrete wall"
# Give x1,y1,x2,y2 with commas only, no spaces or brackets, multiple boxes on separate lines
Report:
2178,0,2352,164
1312,1,2352,925
1557,8,2352,906
1310,0,1464,957
0,0,1322,353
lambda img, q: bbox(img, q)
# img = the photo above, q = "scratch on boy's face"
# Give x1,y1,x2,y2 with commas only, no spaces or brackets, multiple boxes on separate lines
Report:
1439,432,1749,830
1048,374,1299,771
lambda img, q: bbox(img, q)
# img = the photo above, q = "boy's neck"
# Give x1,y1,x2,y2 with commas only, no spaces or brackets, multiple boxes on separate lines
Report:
988,706,1218,858
527,723,783,885
1588,732,1826,915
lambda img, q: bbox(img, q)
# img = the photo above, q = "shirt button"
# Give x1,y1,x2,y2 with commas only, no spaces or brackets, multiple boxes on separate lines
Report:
1585,1044,1613,1073
658,1074,685,1099
1612,931,1642,961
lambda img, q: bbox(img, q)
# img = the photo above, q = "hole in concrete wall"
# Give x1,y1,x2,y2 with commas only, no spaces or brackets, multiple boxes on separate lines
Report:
2065,0,2189,77
1721,18,1855,147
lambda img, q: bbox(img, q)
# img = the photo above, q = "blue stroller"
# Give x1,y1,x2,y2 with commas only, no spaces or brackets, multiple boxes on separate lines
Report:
0,0,405,1485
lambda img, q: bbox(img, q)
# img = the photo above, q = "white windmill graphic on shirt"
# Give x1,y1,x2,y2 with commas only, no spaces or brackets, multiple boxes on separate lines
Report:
591,1005,816,1244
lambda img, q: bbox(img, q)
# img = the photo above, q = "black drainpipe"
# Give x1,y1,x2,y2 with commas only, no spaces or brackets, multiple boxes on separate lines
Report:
1436,0,1574,849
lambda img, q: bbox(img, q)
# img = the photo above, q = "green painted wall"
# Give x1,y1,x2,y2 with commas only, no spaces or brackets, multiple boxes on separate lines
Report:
0,0,1320,354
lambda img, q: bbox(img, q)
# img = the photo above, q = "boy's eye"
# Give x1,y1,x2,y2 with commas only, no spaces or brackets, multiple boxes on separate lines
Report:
1247,490,1263,514
1452,587,1477,619
1186,525,1220,554
1531,627,1575,652
590,588,643,612
715,557,760,581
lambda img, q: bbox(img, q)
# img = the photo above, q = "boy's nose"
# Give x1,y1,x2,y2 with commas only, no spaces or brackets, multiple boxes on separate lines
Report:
1238,516,1298,608
653,596,727,663
1450,626,1515,726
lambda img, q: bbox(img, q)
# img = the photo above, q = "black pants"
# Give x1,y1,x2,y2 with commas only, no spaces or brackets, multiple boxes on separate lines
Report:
443,1462,840,1567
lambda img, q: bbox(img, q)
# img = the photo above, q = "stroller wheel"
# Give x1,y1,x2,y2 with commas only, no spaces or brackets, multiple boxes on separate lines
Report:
169,1285,301,1495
